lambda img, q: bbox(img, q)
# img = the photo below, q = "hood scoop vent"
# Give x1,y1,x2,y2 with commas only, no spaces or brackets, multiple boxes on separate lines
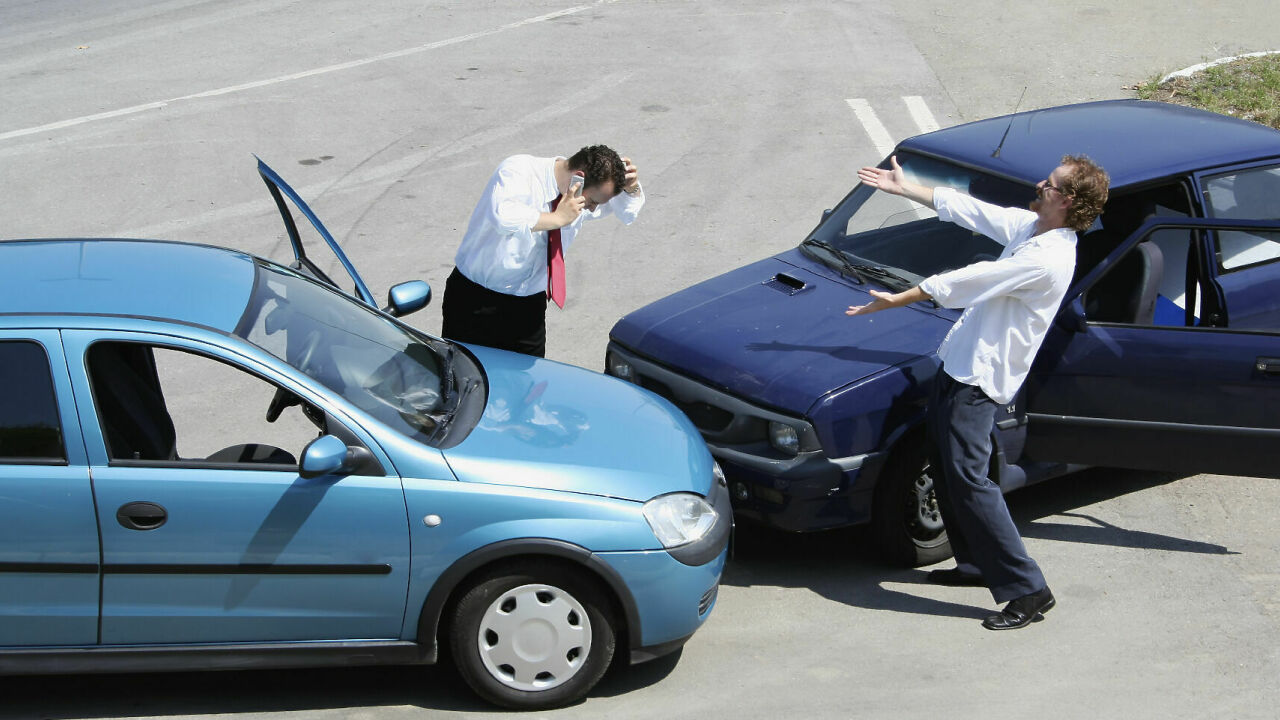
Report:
762,272,809,296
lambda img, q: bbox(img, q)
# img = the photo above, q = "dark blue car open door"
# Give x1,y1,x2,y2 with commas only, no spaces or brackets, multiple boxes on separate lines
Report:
1024,216,1280,479
257,158,377,308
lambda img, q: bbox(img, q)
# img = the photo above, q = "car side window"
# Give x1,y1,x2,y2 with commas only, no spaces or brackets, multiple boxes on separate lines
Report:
1203,165,1280,272
0,341,66,463
1080,185,1203,327
87,342,324,467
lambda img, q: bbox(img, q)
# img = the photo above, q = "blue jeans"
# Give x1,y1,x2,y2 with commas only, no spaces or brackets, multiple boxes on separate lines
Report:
927,367,1046,603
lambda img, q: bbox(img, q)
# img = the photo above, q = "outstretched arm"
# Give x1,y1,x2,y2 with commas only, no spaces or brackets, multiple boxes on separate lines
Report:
845,286,932,317
856,155,936,209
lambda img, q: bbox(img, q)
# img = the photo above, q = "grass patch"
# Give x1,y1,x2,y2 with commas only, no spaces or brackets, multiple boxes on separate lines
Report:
1136,53,1280,130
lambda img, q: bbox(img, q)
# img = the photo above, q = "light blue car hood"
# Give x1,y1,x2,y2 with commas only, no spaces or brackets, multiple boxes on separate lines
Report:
441,345,716,502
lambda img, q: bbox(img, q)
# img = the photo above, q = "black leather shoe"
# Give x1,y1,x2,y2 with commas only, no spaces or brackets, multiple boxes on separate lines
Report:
982,587,1055,630
926,568,985,587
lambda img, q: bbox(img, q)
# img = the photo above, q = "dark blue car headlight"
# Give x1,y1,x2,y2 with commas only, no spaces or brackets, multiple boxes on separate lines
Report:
606,351,636,382
768,421,801,455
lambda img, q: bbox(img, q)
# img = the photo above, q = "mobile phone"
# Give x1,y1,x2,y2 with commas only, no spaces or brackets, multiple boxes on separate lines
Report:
569,173,585,193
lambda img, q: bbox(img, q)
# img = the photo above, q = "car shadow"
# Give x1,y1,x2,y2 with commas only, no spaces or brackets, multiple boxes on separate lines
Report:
721,466,1235,619
0,646,682,718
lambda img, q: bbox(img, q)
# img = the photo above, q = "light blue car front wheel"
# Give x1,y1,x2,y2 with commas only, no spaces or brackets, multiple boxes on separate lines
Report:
449,561,617,710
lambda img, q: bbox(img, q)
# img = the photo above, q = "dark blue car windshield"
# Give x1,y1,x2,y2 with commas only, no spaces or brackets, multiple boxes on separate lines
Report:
235,264,452,444
806,151,1035,282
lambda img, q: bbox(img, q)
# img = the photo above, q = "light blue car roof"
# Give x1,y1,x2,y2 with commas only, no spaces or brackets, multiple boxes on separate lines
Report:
0,239,257,332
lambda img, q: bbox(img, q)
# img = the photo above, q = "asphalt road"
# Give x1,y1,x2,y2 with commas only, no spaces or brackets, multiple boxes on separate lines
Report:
2,1,1279,718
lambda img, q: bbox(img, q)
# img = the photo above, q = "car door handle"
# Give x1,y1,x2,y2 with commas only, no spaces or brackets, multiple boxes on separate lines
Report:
116,502,168,531
1257,357,1280,375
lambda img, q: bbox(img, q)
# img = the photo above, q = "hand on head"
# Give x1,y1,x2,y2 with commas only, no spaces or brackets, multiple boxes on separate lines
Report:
621,156,640,193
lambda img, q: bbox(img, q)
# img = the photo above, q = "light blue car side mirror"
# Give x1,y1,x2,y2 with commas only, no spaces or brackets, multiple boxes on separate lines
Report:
299,435,373,479
384,280,432,317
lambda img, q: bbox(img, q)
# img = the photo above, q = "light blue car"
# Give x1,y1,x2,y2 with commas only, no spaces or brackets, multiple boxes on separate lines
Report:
0,160,728,710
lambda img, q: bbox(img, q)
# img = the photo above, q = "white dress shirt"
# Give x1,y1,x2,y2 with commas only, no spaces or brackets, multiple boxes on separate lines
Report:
454,154,645,297
917,187,1077,404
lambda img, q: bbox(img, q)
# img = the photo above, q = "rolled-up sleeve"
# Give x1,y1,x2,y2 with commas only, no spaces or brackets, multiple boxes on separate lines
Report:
919,254,1050,309
588,183,644,225
490,165,542,235
934,187,1036,247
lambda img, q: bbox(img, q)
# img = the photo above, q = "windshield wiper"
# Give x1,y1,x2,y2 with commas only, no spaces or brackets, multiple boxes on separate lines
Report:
428,377,478,443
800,238,865,284
439,343,457,404
848,263,914,290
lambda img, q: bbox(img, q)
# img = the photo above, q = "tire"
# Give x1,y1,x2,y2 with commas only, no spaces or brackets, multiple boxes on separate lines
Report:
869,437,953,567
448,561,616,710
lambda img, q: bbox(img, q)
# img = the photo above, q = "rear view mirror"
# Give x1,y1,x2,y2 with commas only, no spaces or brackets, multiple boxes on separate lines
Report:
384,280,432,317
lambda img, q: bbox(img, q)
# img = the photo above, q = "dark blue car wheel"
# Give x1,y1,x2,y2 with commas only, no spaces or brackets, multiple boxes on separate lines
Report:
870,438,952,567
449,561,616,710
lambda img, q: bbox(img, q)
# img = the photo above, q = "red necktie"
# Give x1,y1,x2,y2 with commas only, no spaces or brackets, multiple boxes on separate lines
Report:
547,195,567,308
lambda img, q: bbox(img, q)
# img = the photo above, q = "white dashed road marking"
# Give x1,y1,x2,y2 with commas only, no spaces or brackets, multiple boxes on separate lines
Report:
846,96,946,159
844,98,896,159
903,95,940,134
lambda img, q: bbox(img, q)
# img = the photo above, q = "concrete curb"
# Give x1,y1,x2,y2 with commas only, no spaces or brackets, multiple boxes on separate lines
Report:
1160,50,1280,83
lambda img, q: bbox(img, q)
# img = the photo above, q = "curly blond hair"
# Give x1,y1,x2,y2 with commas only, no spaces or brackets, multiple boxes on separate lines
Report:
1060,155,1110,232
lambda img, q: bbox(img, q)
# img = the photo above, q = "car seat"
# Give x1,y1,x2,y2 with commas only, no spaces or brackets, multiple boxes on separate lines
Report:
88,343,178,461
1084,241,1165,324
1080,199,1166,325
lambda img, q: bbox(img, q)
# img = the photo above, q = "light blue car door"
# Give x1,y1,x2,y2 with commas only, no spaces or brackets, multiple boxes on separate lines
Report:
61,329,412,645
0,331,99,646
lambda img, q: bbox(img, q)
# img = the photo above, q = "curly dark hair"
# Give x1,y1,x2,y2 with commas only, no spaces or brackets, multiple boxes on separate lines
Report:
567,145,626,195
1060,154,1110,232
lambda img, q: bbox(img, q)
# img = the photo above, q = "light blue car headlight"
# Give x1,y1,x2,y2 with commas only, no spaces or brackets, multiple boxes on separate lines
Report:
643,492,718,548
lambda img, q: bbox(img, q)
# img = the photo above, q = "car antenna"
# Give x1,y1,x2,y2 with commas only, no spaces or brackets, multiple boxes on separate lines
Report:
991,86,1028,158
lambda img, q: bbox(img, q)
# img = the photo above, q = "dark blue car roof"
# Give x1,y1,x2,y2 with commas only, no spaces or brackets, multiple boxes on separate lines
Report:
898,100,1280,188
0,239,257,332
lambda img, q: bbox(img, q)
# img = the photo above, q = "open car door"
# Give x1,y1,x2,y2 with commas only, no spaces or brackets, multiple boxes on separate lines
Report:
256,157,377,308
1024,215,1280,479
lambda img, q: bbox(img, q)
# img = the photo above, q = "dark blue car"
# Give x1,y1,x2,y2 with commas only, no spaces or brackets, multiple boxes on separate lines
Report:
606,100,1280,565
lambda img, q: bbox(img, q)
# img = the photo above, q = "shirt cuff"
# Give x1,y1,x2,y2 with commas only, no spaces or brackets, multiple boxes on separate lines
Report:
612,183,644,223
918,274,944,301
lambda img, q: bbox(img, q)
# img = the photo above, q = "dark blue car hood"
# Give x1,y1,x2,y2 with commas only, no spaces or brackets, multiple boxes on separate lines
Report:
610,250,953,414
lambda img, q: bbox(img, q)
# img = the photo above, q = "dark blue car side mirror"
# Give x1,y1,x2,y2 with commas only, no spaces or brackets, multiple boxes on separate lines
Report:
384,280,432,317
299,435,373,479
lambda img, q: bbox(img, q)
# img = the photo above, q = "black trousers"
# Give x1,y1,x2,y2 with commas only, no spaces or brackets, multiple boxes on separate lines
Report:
926,366,1046,603
441,268,548,358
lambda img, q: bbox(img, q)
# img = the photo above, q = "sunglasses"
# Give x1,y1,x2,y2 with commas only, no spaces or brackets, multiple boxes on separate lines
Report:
1037,179,1070,197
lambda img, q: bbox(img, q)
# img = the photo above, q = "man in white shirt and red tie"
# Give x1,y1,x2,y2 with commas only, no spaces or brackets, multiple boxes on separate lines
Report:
847,154,1109,630
442,145,643,357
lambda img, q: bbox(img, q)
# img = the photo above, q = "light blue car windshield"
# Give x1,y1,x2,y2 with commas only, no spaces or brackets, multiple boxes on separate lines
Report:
235,264,450,443
804,151,1035,283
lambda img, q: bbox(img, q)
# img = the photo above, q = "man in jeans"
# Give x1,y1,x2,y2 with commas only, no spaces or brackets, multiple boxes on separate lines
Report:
845,154,1109,630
